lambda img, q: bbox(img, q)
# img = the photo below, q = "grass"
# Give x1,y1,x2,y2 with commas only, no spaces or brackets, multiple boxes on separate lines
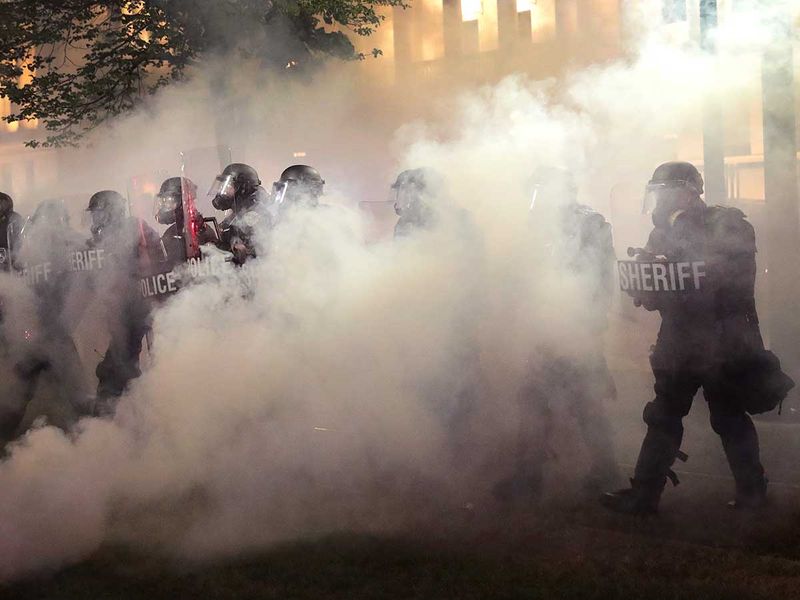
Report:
6,520,800,600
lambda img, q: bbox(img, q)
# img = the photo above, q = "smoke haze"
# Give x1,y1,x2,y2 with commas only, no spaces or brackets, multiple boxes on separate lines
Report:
0,0,797,580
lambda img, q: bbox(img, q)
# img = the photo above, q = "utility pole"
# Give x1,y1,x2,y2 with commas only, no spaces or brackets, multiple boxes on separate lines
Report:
699,0,726,206
761,5,800,383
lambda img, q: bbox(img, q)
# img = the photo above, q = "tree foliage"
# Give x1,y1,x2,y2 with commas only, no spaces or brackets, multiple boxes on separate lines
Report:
0,0,404,147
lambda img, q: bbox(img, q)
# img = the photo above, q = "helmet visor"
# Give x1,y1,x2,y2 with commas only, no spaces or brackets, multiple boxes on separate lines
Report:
272,181,289,205
154,193,180,218
642,180,693,214
208,174,236,205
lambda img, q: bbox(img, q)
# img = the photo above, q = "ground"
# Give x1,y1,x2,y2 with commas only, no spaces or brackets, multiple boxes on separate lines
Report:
5,442,800,599
4,317,800,598
5,498,800,600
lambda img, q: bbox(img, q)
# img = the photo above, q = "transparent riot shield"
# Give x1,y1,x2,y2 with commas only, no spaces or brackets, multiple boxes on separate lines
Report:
180,145,232,218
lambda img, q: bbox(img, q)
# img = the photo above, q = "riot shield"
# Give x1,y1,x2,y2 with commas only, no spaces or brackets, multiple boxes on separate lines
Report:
180,145,232,217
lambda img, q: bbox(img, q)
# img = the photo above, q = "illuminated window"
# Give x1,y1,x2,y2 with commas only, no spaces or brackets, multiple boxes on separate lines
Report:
462,0,481,22
516,0,532,12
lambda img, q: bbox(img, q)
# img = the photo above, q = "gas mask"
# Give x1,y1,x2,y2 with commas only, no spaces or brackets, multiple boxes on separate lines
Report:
391,185,424,217
154,192,181,225
208,173,237,211
643,180,698,229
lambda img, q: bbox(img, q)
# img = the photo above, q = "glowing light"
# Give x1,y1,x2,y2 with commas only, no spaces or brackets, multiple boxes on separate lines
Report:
293,151,307,158
461,0,481,22
517,0,532,12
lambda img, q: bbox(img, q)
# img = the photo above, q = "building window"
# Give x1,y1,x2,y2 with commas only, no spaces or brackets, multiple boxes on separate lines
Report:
461,0,481,22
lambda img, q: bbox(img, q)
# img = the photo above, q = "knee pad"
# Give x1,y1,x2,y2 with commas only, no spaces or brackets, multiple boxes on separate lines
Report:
710,411,750,437
643,401,683,437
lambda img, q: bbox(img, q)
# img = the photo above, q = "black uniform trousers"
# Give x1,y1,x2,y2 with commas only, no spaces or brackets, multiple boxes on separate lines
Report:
634,358,765,495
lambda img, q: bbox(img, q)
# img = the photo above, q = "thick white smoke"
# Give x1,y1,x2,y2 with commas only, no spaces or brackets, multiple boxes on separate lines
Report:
0,0,795,580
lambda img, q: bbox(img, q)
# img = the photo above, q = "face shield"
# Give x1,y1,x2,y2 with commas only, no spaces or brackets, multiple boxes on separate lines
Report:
272,181,289,205
154,192,181,225
642,180,695,215
208,173,236,210
281,179,323,207
529,179,574,213
21,200,70,245
32,200,69,228
84,206,118,239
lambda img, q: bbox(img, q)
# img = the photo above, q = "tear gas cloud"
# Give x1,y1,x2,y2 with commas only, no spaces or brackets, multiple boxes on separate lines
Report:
0,0,795,580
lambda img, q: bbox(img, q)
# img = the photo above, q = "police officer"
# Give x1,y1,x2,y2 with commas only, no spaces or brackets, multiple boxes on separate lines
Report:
85,190,163,413
1,200,88,446
387,167,484,462
0,192,23,271
273,164,325,210
209,163,269,264
494,166,618,503
390,168,443,238
601,162,774,514
155,176,220,265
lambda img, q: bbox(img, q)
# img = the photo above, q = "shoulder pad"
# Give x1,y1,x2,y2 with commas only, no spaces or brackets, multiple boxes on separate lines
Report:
572,204,609,228
707,205,747,224
707,205,755,250
709,206,753,233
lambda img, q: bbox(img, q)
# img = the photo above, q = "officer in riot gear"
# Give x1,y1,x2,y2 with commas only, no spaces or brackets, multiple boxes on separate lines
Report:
0,192,23,271
390,168,442,237
494,166,618,503
85,190,163,413
155,176,220,265
388,167,484,462
210,163,269,264
1,200,88,446
87,190,128,244
273,164,325,209
601,161,790,514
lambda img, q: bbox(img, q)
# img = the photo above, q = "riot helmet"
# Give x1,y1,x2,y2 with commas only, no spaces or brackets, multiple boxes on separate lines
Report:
154,177,197,225
390,168,442,218
643,162,704,228
273,164,325,208
209,163,261,211
528,166,577,213
0,192,13,219
86,190,127,237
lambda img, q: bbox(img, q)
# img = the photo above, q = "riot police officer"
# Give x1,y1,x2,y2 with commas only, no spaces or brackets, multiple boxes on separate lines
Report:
85,190,163,412
0,192,23,271
390,168,442,238
209,163,269,264
155,176,220,265
272,164,325,210
1,200,88,446
494,166,618,503
601,161,786,514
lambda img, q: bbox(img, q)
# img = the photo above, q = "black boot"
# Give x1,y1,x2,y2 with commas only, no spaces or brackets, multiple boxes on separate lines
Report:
600,479,661,515
727,477,768,510
600,422,681,515
713,412,767,510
